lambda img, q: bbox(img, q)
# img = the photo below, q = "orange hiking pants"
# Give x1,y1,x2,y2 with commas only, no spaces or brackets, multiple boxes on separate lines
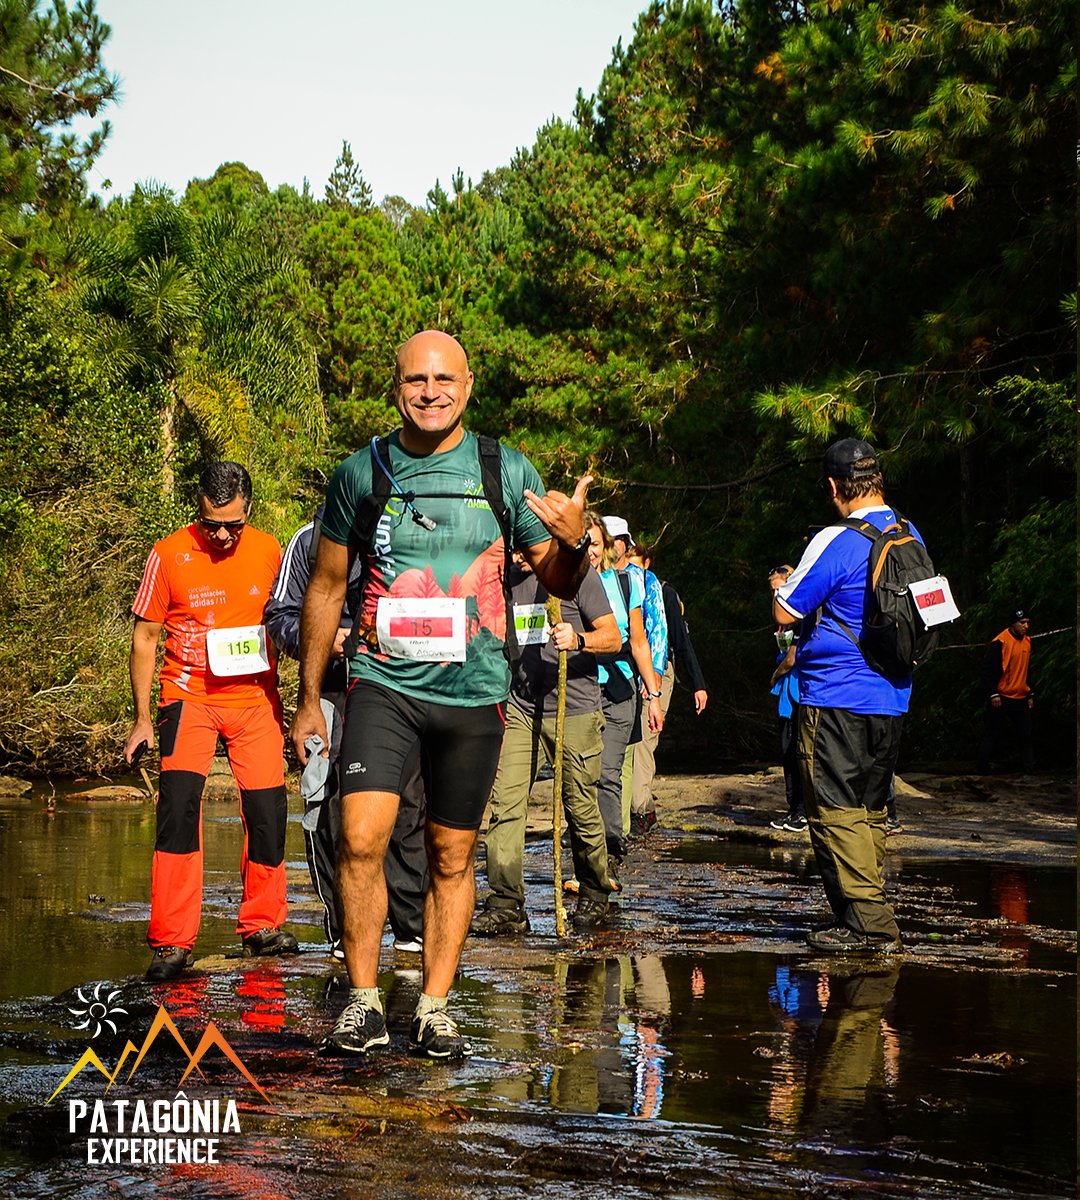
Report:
149,698,287,949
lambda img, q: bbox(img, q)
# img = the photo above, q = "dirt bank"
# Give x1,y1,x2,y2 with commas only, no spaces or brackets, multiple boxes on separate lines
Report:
520,768,1076,866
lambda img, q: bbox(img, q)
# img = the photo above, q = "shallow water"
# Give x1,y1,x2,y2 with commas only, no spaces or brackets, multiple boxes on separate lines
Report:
0,789,1074,1198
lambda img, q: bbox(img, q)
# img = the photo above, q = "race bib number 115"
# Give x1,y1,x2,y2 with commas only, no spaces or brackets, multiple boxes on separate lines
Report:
206,625,271,676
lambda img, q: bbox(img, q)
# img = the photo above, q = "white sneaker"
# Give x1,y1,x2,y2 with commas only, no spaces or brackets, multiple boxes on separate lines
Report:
393,936,423,954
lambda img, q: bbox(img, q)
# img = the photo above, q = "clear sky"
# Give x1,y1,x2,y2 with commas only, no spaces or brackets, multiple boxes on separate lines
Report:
83,0,648,207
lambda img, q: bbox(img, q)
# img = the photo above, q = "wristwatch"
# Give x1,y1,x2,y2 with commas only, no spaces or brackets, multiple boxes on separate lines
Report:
576,632,586,652
648,689,662,699
560,530,592,555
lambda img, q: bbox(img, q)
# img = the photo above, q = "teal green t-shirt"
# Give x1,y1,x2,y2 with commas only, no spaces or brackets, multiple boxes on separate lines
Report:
320,431,549,706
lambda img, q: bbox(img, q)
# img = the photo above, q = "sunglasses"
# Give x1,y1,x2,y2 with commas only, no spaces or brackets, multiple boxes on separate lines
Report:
198,516,246,533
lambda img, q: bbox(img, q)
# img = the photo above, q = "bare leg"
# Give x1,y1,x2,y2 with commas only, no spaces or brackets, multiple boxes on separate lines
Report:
421,822,479,997
338,790,399,987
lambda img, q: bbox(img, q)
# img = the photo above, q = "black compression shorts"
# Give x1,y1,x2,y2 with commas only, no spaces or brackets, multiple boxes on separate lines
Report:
339,680,506,830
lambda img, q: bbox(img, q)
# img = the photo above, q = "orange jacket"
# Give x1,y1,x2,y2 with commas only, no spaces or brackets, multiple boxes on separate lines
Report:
983,628,1032,700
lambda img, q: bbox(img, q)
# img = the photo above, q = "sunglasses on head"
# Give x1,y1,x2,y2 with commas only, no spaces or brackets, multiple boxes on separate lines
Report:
198,516,246,533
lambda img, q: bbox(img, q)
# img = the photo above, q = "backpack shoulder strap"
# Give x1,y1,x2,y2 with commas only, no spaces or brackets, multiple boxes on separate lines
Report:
618,568,632,615
341,436,394,659
820,519,877,654
615,570,640,678
477,435,508,524
306,512,323,572
351,436,393,546
836,516,879,541
476,435,521,666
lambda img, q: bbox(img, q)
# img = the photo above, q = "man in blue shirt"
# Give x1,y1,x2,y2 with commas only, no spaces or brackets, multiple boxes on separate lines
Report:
773,439,919,953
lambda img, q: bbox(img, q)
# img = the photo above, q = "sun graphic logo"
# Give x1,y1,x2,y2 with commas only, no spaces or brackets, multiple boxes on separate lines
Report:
69,984,128,1038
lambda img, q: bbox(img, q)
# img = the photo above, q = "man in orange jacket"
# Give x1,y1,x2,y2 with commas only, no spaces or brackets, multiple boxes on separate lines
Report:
977,609,1034,775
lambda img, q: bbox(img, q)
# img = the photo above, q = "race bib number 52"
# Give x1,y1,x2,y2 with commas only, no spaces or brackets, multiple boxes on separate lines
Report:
375,597,467,662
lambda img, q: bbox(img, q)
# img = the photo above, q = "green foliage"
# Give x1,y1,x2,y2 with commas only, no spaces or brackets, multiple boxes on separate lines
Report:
72,186,325,476
304,206,421,453
325,140,373,213
0,0,1074,773
0,0,118,260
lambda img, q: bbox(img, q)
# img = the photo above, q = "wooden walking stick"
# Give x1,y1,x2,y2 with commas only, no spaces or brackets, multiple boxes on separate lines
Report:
545,595,568,937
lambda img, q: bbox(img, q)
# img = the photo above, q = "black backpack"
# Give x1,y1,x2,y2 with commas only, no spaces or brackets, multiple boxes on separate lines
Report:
339,433,519,664
828,514,939,681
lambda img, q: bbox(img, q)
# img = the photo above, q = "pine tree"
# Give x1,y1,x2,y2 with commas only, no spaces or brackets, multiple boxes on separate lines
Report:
325,140,373,212
0,0,118,257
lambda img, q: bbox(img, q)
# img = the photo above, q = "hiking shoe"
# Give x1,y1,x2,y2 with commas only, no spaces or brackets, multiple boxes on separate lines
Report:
409,1008,472,1059
322,999,390,1055
806,924,902,954
886,816,904,835
470,905,530,936
629,810,659,838
571,893,609,931
146,946,192,982
772,814,808,832
393,935,423,954
241,927,299,957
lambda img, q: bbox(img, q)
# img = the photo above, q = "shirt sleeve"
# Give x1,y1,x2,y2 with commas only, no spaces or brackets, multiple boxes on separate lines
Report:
320,452,370,548
132,546,170,623
576,566,614,627
506,450,550,549
263,522,313,660
628,572,645,613
775,527,849,619
643,569,669,673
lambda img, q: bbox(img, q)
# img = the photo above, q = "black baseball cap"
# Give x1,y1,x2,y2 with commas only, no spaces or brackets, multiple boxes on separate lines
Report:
823,438,880,480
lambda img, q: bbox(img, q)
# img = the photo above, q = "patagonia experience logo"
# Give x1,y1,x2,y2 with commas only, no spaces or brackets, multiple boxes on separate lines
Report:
49,1003,268,1165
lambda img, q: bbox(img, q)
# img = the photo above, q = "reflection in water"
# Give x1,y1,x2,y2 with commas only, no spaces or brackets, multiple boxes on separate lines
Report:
802,967,900,1141
237,966,286,1031
1,796,1075,1198
765,964,901,1141
149,973,210,1022
544,956,671,1120
992,866,1031,958
0,795,313,1001
765,965,825,1129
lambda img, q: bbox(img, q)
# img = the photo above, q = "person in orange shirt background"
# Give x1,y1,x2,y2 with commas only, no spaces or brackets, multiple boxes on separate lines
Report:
123,461,296,981
977,609,1035,775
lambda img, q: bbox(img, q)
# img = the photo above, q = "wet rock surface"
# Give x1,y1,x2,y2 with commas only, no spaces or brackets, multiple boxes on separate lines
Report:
0,769,1074,1199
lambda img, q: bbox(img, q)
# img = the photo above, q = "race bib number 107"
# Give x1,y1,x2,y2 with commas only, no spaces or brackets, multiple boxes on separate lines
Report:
376,597,468,662
513,603,549,646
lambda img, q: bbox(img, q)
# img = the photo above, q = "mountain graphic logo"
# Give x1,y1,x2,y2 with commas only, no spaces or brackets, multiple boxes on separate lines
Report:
47,1004,269,1104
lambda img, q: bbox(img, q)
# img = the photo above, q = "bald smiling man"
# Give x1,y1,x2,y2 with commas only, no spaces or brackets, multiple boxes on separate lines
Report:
293,330,595,1059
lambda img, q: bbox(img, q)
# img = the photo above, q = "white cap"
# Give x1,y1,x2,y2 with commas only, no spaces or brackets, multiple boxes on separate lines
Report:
602,515,635,546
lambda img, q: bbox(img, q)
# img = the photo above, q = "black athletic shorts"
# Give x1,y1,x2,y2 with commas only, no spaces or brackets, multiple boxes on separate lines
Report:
339,680,506,830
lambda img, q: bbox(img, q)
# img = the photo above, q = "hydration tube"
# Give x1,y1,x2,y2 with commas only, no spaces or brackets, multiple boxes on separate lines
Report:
370,437,437,530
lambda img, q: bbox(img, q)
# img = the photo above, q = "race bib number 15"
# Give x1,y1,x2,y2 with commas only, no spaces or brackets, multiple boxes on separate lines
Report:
376,597,467,662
